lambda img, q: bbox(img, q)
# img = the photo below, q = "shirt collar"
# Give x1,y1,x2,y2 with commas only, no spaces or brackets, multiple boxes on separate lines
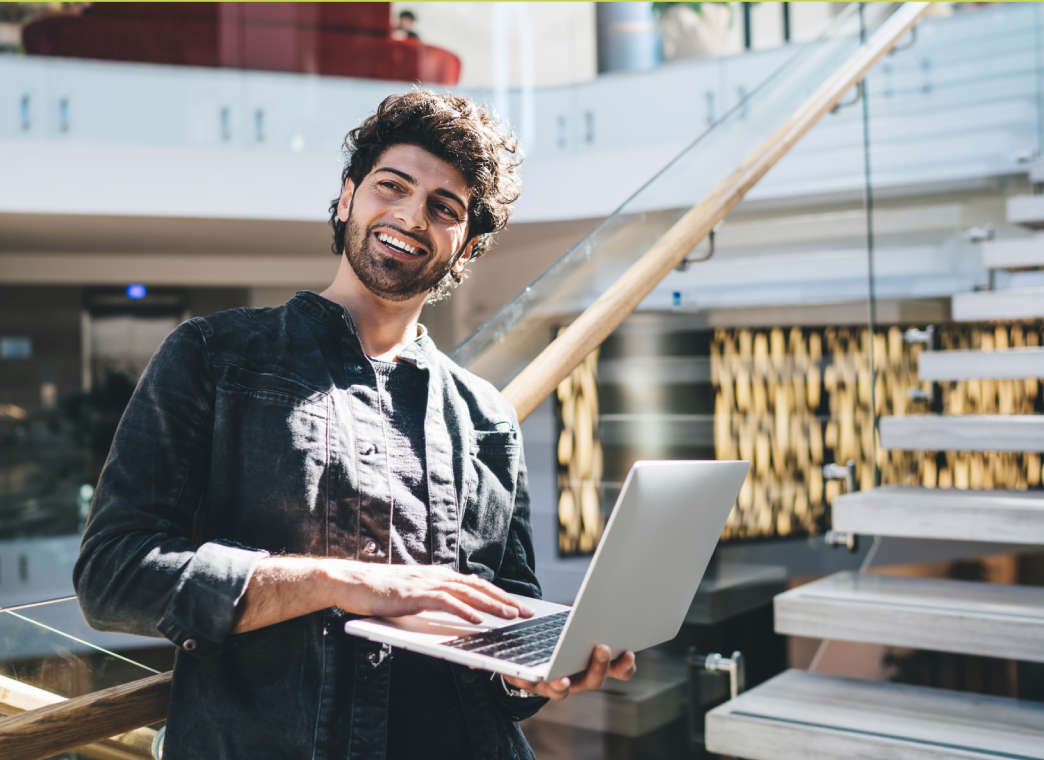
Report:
290,291,437,370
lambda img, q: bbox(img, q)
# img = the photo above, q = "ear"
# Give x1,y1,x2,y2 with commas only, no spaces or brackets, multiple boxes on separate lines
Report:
336,178,355,223
452,237,478,275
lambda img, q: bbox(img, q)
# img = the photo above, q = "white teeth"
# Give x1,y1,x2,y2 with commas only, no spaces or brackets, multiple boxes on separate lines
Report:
377,232,419,255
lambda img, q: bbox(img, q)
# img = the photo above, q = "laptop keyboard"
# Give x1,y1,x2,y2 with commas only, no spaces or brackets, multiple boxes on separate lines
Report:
443,611,569,666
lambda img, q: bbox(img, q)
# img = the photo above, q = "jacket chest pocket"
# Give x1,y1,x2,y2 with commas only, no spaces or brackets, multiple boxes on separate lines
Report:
460,429,521,565
211,366,330,552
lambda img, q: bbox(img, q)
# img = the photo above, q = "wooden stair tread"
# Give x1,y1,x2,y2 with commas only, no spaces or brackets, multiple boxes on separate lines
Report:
774,571,1044,663
982,234,1044,270
918,346,1044,380
705,669,1044,759
879,414,1044,452
952,287,1044,321
832,485,1044,544
1006,195,1044,229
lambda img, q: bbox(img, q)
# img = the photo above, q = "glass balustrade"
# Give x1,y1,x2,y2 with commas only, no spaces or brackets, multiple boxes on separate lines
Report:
0,596,168,759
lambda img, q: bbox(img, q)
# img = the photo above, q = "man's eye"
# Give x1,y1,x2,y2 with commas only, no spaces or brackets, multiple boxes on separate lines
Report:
433,202,461,221
378,181,402,192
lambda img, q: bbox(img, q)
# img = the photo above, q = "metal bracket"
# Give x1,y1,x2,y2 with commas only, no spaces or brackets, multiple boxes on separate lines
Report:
676,224,719,272
903,325,935,349
822,460,858,552
690,650,746,700
824,530,857,551
888,24,918,56
908,387,932,402
830,82,864,114
822,460,856,494
1013,148,1040,165
964,224,995,243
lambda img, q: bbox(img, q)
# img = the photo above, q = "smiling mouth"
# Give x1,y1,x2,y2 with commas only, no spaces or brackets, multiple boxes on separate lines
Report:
374,230,427,258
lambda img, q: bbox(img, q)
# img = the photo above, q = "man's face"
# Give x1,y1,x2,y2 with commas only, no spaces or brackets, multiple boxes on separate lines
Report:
336,144,475,303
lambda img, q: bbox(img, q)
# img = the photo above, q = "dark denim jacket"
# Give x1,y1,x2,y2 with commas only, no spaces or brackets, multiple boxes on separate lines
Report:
74,292,546,759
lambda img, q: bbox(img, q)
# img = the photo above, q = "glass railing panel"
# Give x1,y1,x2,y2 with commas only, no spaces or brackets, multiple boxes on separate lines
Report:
497,6,912,566
852,5,1044,701
0,597,167,697
861,3,1044,498
0,597,167,757
452,3,884,388
1038,1,1044,160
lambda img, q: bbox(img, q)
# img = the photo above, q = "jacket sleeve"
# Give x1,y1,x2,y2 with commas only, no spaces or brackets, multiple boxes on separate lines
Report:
73,319,268,657
489,441,549,720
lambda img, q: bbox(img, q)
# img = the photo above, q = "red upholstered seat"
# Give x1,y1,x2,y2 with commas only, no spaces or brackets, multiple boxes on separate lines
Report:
21,2,460,85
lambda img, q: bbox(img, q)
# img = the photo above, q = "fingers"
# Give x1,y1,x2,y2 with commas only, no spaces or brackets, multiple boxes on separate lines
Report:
439,582,526,620
608,650,637,681
568,644,612,694
507,647,636,702
353,562,535,622
433,571,533,619
424,590,484,624
509,675,571,701
455,574,534,617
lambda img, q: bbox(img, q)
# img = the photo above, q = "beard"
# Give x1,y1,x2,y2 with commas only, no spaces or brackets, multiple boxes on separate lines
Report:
344,203,459,302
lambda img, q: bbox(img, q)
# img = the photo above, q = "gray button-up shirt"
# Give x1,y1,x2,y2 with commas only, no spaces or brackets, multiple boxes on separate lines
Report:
74,291,545,759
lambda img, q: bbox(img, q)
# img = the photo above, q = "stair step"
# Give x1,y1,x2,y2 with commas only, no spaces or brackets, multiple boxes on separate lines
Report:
919,347,1044,380
705,669,1044,760
1031,159,1044,185
879,414,1044,452
982,233,1044,270
833,486,1044,544
1007,194,1044,229
774,571,1044,662
952,287,1044,321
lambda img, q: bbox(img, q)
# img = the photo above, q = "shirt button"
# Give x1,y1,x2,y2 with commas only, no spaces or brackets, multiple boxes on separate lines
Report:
361,443,378,456
363,540,378,555
182,638,198,652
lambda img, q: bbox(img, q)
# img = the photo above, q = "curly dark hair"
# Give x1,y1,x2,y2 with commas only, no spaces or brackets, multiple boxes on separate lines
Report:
328,90,523,302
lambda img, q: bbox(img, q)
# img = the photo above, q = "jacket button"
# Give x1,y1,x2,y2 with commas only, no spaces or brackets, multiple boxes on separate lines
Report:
361,443,378,456
362,540,378,555
182,638,198,652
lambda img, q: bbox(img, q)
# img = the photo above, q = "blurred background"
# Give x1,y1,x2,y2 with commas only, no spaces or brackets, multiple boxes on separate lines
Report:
1,2,1043,758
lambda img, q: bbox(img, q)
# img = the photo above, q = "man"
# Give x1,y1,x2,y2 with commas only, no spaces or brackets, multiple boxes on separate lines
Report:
74,91,635,759
393,9,419,40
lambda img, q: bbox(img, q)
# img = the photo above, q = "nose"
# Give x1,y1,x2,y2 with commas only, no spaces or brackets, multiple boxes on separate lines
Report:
394,195,427,230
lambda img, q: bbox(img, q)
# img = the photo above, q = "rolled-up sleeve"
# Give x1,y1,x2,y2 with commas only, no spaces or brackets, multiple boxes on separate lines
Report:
73,320,268,656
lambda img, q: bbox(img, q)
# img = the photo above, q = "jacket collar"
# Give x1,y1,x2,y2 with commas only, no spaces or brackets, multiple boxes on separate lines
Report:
290,291,437,370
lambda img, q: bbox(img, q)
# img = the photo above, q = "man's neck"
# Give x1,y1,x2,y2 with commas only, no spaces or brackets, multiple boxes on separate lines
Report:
319,258,426,362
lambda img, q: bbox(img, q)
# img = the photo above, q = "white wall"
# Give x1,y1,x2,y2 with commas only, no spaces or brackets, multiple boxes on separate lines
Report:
390,2,597,88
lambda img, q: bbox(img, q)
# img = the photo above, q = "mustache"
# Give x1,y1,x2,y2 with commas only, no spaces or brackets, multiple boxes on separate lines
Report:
371,224,431,252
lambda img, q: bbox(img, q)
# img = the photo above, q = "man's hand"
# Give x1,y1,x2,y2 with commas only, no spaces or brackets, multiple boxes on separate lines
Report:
502,645,637,701
232,557,533,634
329,561,534,624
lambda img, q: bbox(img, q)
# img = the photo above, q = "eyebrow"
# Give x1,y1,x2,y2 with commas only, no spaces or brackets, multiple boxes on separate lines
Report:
373,166,468,213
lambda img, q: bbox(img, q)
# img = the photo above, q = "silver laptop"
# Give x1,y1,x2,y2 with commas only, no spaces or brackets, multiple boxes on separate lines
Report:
345,459,749,682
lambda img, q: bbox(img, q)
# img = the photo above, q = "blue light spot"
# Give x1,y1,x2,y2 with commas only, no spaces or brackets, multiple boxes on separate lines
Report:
126,284,147,300
672,291,683,308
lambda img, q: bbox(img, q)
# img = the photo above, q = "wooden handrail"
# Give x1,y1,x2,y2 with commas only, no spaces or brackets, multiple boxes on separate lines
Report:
503,2,929,420
0,4,929,758
0,672,169,760
0,675,156,759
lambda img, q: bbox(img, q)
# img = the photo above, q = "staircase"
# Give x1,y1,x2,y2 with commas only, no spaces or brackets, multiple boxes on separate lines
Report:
953,158,1044,322
705,341,1044,757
